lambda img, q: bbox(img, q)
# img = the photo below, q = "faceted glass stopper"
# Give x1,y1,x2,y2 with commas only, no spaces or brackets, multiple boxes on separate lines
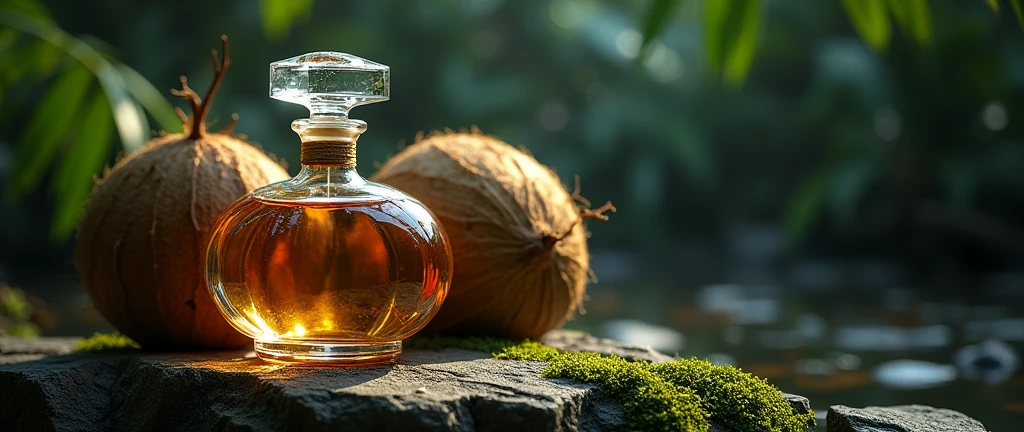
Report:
270,52,389,119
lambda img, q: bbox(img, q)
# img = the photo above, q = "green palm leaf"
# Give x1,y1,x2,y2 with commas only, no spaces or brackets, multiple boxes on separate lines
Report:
841,0,891,51
888,0,932,45
7,65,92,197
51,92,113,240
705,0,763,87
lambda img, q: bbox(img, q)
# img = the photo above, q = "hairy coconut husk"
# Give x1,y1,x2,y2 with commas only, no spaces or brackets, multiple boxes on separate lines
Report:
371,131,613,340
74,37,289,349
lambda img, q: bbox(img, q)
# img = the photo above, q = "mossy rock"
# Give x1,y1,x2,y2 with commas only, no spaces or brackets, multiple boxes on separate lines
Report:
409,336,815,432
0,330,812,432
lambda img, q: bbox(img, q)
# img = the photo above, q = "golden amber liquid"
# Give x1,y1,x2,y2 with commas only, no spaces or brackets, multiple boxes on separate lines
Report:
206,197,451,345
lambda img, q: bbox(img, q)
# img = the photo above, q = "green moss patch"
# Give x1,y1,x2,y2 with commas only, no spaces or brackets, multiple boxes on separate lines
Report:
73,333,140,352
653,359,813,432
407,336,814,432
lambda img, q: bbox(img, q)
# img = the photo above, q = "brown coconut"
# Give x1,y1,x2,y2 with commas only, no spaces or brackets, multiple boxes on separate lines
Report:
74,37,289,349
371,131,614,340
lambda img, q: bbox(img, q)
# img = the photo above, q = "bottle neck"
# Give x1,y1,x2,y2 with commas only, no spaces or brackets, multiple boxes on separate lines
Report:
301,141,357,168
293,117,366,170
294,165,366,188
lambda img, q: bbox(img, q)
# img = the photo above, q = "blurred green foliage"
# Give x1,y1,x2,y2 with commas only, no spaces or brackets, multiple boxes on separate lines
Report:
841,0,895,51
1,1,166,240
260,0,313,40
704,0,762,88
639,0,941,85
0,283,40,337
0,0,1022,266
0,0,310,240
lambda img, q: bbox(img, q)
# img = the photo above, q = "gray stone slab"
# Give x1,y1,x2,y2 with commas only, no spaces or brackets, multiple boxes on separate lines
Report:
827,404,989,432
0,331,806,432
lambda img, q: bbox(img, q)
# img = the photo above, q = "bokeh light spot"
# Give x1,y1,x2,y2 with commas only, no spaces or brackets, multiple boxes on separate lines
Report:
983,102,1008,131
615,29,642,60
873,107,901,142
537,101,569,131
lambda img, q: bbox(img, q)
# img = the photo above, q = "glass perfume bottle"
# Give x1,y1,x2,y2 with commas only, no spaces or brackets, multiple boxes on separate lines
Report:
205,52,452,365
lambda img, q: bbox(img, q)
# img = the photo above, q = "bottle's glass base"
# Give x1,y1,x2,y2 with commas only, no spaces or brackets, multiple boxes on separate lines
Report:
254,340,401,366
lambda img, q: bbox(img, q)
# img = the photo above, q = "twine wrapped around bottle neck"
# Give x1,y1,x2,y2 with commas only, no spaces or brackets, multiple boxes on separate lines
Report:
293,117,366,169
301,142,356,168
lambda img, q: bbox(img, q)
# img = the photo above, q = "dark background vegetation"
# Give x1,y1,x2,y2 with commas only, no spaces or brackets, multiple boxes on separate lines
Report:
2,0,1023,429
